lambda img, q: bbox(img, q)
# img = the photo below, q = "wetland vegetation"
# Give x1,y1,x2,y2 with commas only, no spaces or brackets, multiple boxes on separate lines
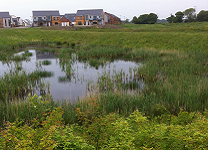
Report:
0,22,208,149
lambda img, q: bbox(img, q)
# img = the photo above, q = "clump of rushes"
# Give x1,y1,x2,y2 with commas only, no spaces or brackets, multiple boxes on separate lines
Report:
0,68,47,102
24,50,33,57
42,60,52,65
37,71,54,78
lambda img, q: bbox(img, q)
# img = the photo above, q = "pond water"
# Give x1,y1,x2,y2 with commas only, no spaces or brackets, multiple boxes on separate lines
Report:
0,49,143,102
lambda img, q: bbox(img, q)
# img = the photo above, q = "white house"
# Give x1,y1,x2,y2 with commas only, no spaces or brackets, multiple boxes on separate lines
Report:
0,12,11,28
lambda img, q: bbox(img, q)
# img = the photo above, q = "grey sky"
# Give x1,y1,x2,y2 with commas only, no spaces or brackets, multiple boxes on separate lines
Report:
0,0,207,20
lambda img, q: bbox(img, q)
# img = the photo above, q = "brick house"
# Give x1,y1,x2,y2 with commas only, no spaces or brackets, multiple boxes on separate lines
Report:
60,16,69,26
75,9,104,25
105,12,121,25
0,12,11,28
52,15,61,26
32,10,60,27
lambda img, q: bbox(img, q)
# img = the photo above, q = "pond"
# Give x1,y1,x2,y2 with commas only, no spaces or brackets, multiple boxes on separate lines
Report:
0,49,144,102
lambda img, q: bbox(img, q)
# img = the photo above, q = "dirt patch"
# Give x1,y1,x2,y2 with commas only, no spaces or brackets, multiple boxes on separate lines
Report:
42,25,123,30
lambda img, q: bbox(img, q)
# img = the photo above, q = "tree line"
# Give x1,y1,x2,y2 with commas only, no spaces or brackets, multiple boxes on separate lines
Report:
132,8,208,24
132,13,158,24
167,8,208,23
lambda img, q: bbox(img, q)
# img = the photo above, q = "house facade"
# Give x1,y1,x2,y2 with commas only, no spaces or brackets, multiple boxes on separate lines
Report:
0,12,11,28
60,16,69,26
51,15,61,26
11,15,23,26
75,9,104,25
65,13,76,25
105,12,121,25
32,10,60,27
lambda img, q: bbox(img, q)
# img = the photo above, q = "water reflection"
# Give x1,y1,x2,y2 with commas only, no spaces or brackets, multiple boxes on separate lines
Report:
0,49,144,102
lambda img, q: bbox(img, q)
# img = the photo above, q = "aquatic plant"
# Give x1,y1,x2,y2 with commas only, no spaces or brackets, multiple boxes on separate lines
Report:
42,60,52,65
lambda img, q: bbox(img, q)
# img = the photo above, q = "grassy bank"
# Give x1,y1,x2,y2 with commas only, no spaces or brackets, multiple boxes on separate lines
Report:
0,22,208,149
0,22,208,53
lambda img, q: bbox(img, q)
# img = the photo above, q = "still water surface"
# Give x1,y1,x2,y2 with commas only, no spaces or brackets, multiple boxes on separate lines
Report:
0,49,143,102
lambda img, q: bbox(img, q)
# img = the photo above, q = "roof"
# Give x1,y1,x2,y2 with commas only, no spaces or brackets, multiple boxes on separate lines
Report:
0,12,10,18
76,9,103,16
32,10,60,16
105,12,120,19
65,13,76,22
60,16,69,22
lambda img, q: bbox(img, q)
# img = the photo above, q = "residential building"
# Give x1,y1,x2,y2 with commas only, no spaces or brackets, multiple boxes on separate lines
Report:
75,9,104,25
105,12,121,25
11,15,23,26
23,19,33,27
65,13,76,25
32,10,60,27
52,15,61,26
60,16,69,26
0,12,11,28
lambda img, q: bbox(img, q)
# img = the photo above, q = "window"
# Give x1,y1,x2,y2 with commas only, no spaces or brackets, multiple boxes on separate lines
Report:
81,16,82,19
53,17,55,20
55,22,58,26
85,15,89,20
78,22,82,25
57,17,59,20
47,16,51,21
77,17,79,19
34,17,36,19
44,17,46,19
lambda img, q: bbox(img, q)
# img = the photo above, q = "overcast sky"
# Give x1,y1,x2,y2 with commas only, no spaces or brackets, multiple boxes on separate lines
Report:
0,0,207,20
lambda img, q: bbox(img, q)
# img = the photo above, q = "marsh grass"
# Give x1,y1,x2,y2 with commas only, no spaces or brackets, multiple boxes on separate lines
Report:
42,60,52,65
0,22,208,127
37,70,54,78
0,68,49,103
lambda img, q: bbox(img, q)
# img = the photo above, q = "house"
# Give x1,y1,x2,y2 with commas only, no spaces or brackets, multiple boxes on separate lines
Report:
65,13,76,25
60,16,69,26
0,12,11,28
75,9,104,25
11,15,23,26
32,10,60,27
23,19,33,27
52,15,61,26
105,12,121,25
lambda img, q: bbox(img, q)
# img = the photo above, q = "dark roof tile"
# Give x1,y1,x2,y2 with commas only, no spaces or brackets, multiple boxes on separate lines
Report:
0,12,10,18
76,9,103,16
33,10,60,16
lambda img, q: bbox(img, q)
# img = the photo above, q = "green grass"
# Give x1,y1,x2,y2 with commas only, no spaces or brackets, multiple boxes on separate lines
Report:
0,22,208,127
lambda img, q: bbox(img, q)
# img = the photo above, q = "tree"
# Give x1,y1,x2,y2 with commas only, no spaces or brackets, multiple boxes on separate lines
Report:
184,8,196,22
147,13,158,24
175,11,184,23
132,16,138,24
197,10,208,22
138,14,149,24
166,14,176,23
125,19,130,24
